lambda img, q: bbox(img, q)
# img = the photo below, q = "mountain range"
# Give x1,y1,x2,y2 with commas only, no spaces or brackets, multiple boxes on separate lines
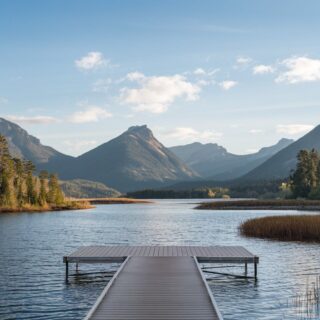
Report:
169,138,293,180
1,117,319,192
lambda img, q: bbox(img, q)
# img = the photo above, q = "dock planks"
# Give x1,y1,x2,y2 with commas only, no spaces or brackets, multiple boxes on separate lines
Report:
84,256,222,320
63,246,259,320
64,245,258,263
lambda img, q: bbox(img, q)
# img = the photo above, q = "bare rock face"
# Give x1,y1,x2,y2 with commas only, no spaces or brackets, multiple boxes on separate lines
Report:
0,117,73,164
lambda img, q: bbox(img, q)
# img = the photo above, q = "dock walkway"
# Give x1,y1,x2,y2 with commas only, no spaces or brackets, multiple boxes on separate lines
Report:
64,246,259,320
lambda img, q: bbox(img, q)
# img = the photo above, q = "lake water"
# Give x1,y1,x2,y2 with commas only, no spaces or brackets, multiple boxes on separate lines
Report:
1,200,320,320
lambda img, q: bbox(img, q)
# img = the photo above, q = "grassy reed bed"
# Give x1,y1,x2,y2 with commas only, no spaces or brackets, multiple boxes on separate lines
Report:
239,214,320,242
0,200,93,213
196,199,320,210
292,276,320,318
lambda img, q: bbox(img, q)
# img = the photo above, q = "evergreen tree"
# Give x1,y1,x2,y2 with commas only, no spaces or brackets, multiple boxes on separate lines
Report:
0,135,66,209
47,174,64,205
39,170,48,206
0,136,16,206
24,160,37,205
291,150,311,198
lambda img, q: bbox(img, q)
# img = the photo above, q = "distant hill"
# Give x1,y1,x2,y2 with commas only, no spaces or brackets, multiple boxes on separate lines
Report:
59,125,199,192
60,179,121,198
170,138,293,180
0,118,73,166
241,125,320,181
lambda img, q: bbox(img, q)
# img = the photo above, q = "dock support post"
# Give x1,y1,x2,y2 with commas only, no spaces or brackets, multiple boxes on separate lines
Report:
254,261,257,280
76,263,79,272
65,261,69,283
244,262,248,276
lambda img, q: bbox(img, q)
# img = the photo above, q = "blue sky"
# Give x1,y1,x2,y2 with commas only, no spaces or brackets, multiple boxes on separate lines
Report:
1,0,320,155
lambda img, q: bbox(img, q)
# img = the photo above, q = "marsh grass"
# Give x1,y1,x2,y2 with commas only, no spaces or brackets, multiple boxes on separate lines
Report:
291,276,320,319
239,214,320,242
196,199,320,210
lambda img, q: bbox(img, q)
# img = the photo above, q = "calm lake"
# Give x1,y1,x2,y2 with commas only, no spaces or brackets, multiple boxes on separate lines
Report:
0,200,319,320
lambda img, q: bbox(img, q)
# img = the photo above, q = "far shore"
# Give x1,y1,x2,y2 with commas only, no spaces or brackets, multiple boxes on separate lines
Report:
71,197,153,205
195,199,320,211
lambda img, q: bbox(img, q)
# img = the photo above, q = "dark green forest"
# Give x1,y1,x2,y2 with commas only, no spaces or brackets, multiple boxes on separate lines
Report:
0,135,66,210
290,149,320,199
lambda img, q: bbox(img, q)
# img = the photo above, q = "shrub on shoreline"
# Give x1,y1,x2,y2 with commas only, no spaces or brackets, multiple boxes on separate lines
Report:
239,214,320,242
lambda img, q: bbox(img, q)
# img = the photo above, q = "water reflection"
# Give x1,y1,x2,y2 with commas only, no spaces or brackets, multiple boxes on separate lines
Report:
0,200,319,319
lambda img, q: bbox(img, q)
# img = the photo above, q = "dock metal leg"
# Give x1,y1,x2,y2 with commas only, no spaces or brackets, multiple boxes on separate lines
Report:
65,261,69,283
76,263,79,272
244,262,248,276
254,262,257,280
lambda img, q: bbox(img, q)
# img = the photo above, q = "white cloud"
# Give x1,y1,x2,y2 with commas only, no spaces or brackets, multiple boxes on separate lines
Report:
236,57,252,65
193,68,206,75
165,127,222,142
246,148,259,154
6,115,58,125
92,78,112,92
126,72,145,81
253,64,275,75
276,56,320,83
219,80,238,90
75,51,108,71
249,129,263,134
276,124,314,135
69,106,112,123
121,73,201,113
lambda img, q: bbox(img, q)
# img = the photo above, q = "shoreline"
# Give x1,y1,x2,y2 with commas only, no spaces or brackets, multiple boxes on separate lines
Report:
195,199,320,211
0,198,152,213
0,203,93,214
74,197,153,205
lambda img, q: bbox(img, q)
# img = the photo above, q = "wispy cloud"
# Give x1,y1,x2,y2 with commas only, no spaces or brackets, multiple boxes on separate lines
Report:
6,115,58,125
164,127,222,142
236,56,252,65
0,97,8,104
69,106,112,123
253,64,275,75
219,80,238,90
75,51,108,71
92,78,113,92
276,56,320,83
276,124,314,135
121,72,201,113
249,129,263,134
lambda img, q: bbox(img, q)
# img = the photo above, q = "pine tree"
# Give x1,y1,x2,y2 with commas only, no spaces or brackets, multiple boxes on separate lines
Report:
24,160,37,205
309,149,319,191
38,170,48,206
291,150,311,198
47,174,64,205
0,135,16,207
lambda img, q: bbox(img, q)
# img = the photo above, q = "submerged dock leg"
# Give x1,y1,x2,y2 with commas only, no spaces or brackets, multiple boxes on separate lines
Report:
254,261,257,280
65,261,69,283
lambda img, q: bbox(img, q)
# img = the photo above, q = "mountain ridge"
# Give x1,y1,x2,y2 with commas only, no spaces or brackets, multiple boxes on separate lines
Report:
240,125,320,181
170,138,293,180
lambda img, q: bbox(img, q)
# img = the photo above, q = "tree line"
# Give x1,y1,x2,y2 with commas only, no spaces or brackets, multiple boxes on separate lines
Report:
0,135,65,208
290,149,320,199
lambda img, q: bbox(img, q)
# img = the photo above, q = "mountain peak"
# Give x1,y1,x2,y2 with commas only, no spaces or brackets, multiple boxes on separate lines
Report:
125,125,153,140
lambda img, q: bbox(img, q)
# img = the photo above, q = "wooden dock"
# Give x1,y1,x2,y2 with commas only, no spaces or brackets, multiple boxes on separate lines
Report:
63,246,259,320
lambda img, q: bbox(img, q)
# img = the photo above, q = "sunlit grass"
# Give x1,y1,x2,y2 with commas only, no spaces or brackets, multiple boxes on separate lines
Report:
239,214,320,242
